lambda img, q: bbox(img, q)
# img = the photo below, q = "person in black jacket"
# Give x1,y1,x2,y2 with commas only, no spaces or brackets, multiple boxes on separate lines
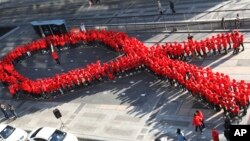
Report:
0,103,9,119
169,0,176,13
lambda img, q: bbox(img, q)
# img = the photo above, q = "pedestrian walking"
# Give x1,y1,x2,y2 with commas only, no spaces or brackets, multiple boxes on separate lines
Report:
8,104,17,118
169,0,175,14
192,113,203,133
239,34,244,51
221,17,225,29
235,13,240,29
212,128,219,141
196,110,205,129
157,1,163,15
0,103,9,119
176,128,187,141
88,0,94,7
187,33,193,40
80,23,86,32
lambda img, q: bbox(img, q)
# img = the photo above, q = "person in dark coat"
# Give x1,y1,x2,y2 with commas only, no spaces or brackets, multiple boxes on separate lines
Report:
0,103,9,119
169,0,175,13
8,104,17,118
176,128,187,141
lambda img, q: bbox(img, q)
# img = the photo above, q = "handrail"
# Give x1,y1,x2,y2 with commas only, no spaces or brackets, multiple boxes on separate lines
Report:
80,17,250,34
70,8,250,21
80,17,249,27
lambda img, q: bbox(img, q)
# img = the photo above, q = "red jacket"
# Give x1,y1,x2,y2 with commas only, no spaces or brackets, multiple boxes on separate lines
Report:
192,115,202,126
212,129,219,141
52,52,59,60
197,111,204,121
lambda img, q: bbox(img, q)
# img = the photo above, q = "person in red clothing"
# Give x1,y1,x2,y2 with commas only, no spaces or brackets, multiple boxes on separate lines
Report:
216,35,222,54
192,113,203,133
239,34,244,51
195,41,202,57
230,104,240,118
232,37,239,54
222,34,228,54
212,128,219,141
226,33,231,49
51,51,60,65
196,110,205,129
210,36,216,55
200,40,206,56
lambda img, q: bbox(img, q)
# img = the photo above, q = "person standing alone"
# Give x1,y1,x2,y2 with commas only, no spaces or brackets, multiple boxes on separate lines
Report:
169,0,175,14
8,104,17,119
157,1,163,15
176,128,187,141
0,103,9,119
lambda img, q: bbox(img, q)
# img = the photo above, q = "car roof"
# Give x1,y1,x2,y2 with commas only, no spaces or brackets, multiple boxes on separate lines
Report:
34,127,56,139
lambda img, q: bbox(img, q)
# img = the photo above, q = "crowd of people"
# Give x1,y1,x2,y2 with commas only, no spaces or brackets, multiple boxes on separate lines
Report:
157,31,244,61
0,29,249,120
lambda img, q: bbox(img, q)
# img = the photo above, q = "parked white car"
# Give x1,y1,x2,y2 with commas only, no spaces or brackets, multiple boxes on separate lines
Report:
27,127,78,141
0,124,27,141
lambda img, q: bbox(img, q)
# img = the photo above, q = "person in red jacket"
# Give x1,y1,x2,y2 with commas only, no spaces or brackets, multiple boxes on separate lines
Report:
192,113,203,133
232,37,239,54
239,34,244,51
210,37,216,55
196,110,205,129
226,33,231,49
212,128,219,141
230,104,240,118
51,51,60,65
216,35,222,54
222,34,228,54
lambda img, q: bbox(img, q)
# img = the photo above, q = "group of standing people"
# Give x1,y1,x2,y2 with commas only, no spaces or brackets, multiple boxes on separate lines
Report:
157,30,244,62
0,103,17,119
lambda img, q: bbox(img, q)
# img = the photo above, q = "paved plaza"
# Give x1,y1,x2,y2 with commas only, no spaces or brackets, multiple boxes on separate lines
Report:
0,0,250,141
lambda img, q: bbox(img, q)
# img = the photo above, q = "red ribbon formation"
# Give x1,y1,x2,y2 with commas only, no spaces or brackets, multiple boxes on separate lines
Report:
0,30,248,117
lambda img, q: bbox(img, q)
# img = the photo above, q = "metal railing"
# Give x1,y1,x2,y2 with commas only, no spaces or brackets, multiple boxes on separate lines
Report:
69,8,250,26
65,8,250,34
79,18,249,34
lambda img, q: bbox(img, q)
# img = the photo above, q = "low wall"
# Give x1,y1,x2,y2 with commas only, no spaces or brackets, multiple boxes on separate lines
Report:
85,18,250,33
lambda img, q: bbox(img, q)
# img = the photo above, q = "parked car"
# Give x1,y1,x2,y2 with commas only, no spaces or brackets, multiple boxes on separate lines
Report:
0,124,27,141
27,127,78,141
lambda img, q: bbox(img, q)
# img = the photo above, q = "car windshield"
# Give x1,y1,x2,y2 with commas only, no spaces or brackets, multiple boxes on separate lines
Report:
49,129,66,141
0,125,15,139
